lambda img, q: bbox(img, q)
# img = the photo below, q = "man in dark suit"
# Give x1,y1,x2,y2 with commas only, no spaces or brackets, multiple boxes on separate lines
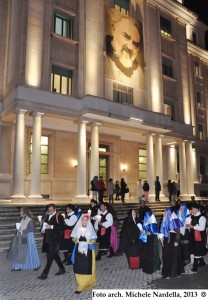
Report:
38,204,65,279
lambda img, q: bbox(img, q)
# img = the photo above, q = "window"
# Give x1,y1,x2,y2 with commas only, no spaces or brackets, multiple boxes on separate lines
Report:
162,57,173,78
194,61,201,76
114,0,129,15
139,149,147,179
164,99,175,120
54,13,73,39
200,156,206,175
113,83,133,105
192,32,197,44
51,66,72,95
30,135,49,174
160,16,172,37
196,92,203,108
198,124,205,140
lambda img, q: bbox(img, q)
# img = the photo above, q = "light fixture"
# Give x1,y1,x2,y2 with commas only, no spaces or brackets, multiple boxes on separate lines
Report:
72,159,78,168
129,117,143,122
121,164,127,172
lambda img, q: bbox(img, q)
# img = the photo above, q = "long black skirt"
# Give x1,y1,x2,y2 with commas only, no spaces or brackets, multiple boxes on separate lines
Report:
162,233,184,278
140,235,160,274
179,230,190,265
74,246,92,275
97,227,111,251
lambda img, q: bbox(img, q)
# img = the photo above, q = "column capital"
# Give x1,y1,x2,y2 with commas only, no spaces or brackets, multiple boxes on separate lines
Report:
16,108,27,115
32,111,44,118
91,121,102,127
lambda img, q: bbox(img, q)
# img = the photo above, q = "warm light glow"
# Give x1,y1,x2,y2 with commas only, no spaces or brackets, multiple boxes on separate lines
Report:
129,117,143,122
121,164,127,172
151,76,161,113
71,159,78,168
25,1,44,87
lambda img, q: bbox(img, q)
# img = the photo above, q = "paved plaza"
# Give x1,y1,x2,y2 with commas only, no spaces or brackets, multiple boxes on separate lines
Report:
0,250,208,300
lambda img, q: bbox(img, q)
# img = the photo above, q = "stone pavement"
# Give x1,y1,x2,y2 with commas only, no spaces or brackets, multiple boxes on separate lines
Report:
0,251,207,300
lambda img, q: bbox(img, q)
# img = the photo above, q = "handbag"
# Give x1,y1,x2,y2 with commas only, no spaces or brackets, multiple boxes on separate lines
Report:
64,229,71,239
125,187,129,193
194,230,202,242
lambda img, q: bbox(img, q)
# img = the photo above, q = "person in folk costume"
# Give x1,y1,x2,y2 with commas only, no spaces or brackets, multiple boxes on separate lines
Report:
159,207,184,279
120,209,141,269
186,203,207,272
38,205,49,254
95,202,114,260
10,207,40,271
89,199,99,228
138,211,160,274
177,203,191,265
71,214,97,294
38,204,65,280
106,202,119,257
60,204,78,265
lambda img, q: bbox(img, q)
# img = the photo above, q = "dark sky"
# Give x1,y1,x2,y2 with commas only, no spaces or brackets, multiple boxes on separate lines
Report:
184,0,208,26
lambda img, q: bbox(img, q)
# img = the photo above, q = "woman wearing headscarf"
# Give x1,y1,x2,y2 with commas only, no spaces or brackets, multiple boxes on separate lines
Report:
177,204,191,265
71,214,97,294
159,208,184,279
139,211,160,274
120,209,141,269
9,207,40,271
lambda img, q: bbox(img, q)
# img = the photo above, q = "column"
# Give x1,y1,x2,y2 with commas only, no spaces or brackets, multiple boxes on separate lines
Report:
167,145,177,181
155,135,164,195
186,141,195,195
147,133,155,200
90,122,100,181
76,119,88,198
29,112,44,198
11,109,27,198
179,140,187,196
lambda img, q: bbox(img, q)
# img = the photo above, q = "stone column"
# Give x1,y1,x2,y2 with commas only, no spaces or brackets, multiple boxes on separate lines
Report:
155,135,164,195
90,122,100,181
167,145,177,181
179,140,187,196
147,133,155,200
186,141,195,195
11,109,27,198
76,119,88,198
29,112,44,198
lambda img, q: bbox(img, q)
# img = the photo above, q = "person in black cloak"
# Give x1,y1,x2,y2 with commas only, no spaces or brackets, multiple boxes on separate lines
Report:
120,209,141,269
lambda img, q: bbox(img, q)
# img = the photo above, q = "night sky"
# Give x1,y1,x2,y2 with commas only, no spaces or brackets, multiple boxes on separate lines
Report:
184,0,208,26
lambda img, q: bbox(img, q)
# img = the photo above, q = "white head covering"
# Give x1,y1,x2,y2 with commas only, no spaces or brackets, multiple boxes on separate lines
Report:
71,214,97,241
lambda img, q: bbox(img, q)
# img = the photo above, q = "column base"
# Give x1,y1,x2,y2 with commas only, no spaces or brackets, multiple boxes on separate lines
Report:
180,194,195,201
11,194,26,199
28,194,43,199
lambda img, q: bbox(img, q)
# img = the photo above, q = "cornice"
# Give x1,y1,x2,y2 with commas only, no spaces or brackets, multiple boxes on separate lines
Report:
187,41,208,62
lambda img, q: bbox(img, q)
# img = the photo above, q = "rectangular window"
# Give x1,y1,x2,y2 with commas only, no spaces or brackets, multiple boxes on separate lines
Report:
200,156,206,175
162,57,173,78
114,0,129,15
164,99,175,120
198,124,205,140
30,135,49,174
192,32,197,44
51,66,72,95
139,149,147,179
54,13,73,39
113,83,133,105
196,91,203,108
160,16,172,37
194,61,200,76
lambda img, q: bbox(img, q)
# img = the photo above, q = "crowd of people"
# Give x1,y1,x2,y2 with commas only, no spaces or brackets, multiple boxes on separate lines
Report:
7,196,208,294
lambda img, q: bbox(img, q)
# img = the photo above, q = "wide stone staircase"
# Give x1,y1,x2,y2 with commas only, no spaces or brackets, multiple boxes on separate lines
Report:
0,201,174,253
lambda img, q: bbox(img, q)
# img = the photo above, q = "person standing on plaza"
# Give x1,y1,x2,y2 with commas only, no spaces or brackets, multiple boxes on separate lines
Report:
159,207,184,279
38,204,65,280
60,204,78,265
120,178,127,203
8,207,40,271
155,176,161,202
120,209,141,269
95,202,114,260
98,176,106,203
71,214,97,294
137,179,143,203
90,176,98,201
108,178,114,204
114,180,120,200
171,181,177,201
142,180,150,202
186,203,207,272
89,199,99,228
167,179,173,201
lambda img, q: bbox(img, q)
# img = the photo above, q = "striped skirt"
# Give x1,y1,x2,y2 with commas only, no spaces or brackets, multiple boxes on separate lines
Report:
11,232,41,270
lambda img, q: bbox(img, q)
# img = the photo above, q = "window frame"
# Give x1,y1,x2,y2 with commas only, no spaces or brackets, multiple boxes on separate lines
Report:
54,13,74,39
138,149,147,180
113,83,133,105
51,66,72,95
164,99,175,120
160,16,172,37
30,135,49,175
114,0,129,15
162,56,174,78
